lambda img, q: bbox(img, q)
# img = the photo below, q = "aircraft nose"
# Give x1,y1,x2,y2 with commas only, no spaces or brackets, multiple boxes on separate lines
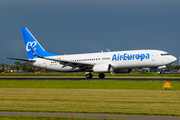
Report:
171,56,177,63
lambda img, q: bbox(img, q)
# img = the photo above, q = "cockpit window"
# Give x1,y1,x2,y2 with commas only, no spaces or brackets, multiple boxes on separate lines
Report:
161,53,169,56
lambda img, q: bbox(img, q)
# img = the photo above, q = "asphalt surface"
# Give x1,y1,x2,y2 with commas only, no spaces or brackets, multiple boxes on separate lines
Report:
0,112,180,120
0,78,180,81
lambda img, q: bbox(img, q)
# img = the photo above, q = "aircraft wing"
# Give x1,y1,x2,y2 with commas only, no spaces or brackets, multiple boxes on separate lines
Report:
40,56,94,70
5,56,94,70
21,45,94,70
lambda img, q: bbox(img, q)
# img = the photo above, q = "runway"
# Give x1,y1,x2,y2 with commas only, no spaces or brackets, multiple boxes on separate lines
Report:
0,112,180,120
0,77,180,81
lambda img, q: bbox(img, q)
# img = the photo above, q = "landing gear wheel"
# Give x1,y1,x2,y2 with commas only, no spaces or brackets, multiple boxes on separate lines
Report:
86,73,93,79
99,73,105,79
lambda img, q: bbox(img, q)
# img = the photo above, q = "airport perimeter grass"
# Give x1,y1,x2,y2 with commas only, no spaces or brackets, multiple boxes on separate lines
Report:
0,80,180,116
0,80,180,90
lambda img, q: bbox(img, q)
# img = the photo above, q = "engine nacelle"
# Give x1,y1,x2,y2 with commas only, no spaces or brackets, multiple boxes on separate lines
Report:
114,69,132,73
93,64,111,73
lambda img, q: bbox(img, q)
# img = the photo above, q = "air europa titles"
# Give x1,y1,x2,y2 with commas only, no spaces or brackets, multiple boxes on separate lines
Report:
112,53,150,61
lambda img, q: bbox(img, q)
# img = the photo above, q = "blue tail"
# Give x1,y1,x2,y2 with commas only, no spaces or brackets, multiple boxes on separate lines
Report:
21,28,57,59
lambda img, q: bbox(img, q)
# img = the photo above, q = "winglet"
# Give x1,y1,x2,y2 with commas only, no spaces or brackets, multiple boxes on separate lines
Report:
107,49,110,52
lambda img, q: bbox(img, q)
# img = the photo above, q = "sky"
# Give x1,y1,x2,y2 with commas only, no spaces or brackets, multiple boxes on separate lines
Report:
0,0,180,65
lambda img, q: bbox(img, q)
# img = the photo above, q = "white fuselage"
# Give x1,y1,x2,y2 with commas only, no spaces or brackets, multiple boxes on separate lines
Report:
27,49,177,72
6,28,177,78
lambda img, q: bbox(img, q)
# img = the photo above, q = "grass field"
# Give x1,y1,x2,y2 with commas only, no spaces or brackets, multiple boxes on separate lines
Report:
0,80,180,90
0,88,180,116
0,80,180,116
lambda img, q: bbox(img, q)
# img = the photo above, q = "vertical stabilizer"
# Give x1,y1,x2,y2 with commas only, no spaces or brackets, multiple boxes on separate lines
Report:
21,28,57,59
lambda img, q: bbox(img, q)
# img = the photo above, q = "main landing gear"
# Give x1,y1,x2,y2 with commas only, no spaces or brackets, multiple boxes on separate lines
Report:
86,73,105,79
98,73,105,79
86,73,93,79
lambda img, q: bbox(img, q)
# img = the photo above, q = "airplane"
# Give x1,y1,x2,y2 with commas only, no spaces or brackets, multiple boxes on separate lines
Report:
5,27,177,78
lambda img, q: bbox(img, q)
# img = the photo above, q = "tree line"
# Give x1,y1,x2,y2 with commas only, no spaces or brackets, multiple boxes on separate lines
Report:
0,62,35,72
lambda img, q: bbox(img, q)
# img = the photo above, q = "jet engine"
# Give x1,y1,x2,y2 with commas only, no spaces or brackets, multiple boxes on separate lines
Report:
93,64,112,73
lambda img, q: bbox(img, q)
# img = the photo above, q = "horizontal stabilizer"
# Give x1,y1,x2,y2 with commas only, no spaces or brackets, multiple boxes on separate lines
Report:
5,57,36,62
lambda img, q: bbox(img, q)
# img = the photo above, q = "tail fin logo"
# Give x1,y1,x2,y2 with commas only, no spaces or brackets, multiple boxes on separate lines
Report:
26,41,37,52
